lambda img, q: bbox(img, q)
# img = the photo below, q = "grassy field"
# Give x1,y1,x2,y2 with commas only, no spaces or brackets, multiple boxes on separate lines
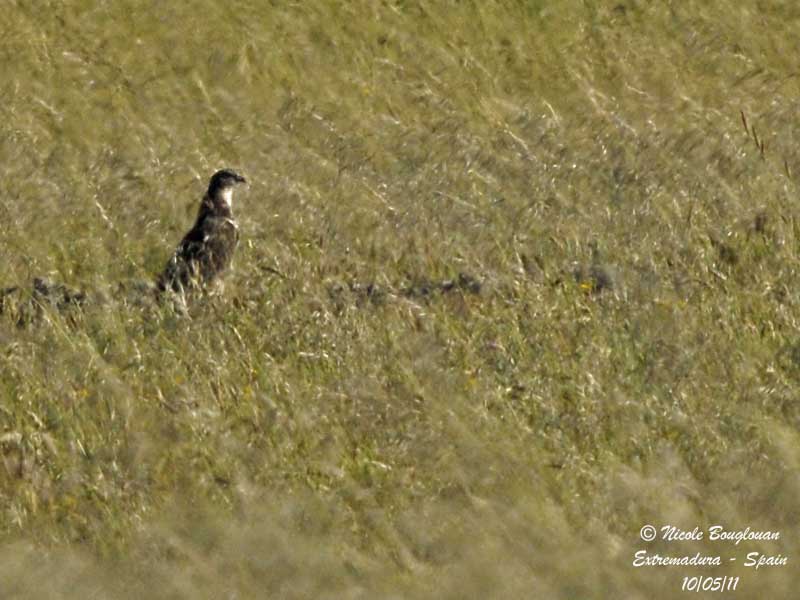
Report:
2,1,800,597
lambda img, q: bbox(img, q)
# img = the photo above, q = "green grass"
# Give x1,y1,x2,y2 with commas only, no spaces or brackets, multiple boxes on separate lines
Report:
1,1,800,597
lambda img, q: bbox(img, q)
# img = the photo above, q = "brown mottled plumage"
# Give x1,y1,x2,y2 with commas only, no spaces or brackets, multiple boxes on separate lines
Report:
156,169,247,295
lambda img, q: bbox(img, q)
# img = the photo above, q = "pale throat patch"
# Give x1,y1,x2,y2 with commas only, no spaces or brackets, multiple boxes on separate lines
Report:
220,187,234,207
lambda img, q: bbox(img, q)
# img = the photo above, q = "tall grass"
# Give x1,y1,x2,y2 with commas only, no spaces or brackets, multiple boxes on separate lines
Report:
1,1,799,597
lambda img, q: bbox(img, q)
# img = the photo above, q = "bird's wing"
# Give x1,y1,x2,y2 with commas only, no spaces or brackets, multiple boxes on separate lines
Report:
157,214,239,293
156,219,207,292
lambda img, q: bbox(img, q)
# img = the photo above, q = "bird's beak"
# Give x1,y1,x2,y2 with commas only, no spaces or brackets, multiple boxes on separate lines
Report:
236,174,247,184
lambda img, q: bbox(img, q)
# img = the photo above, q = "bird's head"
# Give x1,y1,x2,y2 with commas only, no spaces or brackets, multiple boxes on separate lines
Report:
208,168,247,209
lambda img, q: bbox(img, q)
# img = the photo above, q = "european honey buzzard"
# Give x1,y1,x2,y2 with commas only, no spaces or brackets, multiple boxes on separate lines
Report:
156,169,247,295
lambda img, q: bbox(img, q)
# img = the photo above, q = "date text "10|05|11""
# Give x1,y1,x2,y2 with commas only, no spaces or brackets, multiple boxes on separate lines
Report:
682,576,739,593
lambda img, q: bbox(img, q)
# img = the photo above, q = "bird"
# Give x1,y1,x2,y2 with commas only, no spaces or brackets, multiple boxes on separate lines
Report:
156,169,247,296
